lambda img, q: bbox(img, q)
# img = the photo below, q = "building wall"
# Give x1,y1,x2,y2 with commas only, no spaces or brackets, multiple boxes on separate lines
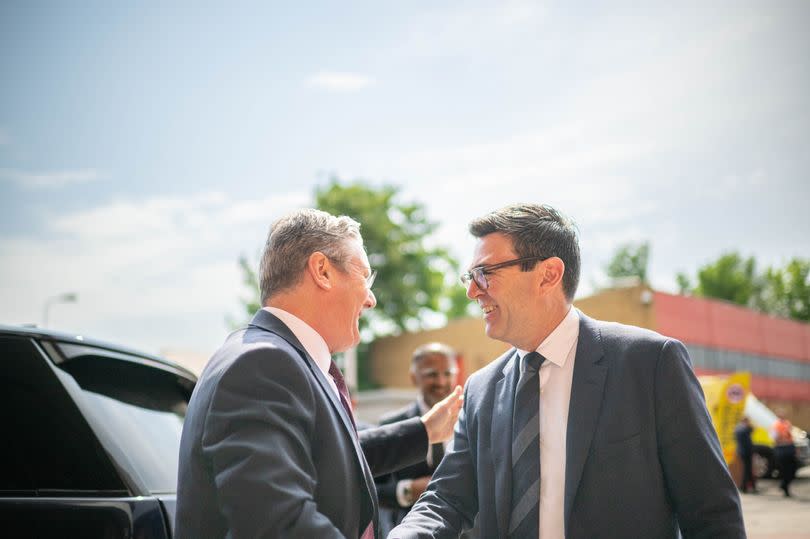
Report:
574,284,656,329
370,316,509,389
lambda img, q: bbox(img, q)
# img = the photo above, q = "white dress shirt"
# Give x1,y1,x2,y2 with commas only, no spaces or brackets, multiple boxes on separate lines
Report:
516,307,580,539
263,307,341,400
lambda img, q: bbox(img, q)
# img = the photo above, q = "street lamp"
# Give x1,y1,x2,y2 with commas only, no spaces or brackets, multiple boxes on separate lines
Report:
42,292,78,328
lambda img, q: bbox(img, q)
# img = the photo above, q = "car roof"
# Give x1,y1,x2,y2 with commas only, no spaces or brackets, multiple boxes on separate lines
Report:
0,323,197,381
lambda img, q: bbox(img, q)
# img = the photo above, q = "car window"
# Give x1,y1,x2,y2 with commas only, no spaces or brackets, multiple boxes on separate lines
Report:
56,352,191,495
0,337,127,495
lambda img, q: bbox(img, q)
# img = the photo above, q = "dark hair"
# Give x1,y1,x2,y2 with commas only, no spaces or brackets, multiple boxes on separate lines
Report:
469,203,580,301
259,209,361,303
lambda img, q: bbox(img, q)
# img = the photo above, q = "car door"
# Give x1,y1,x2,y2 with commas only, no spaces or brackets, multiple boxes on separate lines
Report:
0,335,173,538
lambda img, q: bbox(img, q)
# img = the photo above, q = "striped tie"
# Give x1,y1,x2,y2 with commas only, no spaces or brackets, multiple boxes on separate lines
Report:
509,351,545,538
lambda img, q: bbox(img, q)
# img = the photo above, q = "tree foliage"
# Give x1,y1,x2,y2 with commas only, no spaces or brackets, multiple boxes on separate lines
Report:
678,252,809,322
606,241,650,283
694,252,761,307
757,258,810,321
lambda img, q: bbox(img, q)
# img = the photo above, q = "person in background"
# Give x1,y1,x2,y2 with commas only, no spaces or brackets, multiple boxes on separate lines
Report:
376,343,460,531
734,416,756,493
772,412,797,497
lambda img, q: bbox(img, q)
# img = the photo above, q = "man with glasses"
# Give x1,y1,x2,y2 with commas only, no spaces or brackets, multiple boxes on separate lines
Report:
176,209,463,539
391,203,744,538
376,343,460,531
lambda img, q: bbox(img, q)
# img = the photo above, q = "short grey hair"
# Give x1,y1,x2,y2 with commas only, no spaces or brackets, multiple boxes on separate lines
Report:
469,203,581,301
259,208,362,303
411,342,457,369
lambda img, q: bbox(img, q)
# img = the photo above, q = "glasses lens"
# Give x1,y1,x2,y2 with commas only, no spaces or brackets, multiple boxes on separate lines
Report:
473,268,488,290
367,269,377,288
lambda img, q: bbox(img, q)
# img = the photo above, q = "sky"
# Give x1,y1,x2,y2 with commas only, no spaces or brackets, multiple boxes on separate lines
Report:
1,1,809,359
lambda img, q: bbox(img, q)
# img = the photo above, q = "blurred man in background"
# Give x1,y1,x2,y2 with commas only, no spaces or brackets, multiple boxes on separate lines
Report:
377,343,459,530
734,416,756,493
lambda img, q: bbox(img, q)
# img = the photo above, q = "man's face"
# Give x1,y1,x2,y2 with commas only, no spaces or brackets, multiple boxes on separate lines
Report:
328,239,377,353
465,232,544,350
411,353,458,408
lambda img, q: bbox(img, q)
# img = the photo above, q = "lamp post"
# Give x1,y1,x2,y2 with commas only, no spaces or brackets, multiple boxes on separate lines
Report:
42,292,78,328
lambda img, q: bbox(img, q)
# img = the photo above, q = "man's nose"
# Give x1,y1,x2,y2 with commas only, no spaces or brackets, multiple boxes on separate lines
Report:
365,289,377,309
466,279,482,300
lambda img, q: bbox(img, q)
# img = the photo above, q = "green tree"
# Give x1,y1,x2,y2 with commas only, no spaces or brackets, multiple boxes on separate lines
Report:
675,272,692,295
758,258,810,321
691,252,761,307
606,241,650,283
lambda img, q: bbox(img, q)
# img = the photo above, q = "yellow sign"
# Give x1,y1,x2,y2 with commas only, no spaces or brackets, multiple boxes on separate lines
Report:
700,372,751,464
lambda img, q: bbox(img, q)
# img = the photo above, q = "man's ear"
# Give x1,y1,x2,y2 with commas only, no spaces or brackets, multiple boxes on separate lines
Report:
539,257,565,292
409,369,418,387
307,252,334,291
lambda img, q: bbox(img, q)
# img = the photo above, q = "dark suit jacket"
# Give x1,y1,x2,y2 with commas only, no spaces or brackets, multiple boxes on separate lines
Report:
376,402,433,527
176,309,428,539
391,312,745,539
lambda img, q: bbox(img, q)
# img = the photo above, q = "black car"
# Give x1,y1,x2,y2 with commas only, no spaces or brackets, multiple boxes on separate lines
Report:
0,324,197,538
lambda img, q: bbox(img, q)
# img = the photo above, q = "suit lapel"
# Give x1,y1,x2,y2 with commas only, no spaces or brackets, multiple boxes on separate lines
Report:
492,349,520,538
564,313,607,534
248,309,379,531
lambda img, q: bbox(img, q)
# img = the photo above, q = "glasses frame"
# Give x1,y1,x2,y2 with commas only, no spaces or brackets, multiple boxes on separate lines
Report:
460,256,548,290
365,268,378,289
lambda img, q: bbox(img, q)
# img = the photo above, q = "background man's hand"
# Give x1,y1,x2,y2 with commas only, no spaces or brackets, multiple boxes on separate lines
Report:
411,475,431,498
420,385,463,443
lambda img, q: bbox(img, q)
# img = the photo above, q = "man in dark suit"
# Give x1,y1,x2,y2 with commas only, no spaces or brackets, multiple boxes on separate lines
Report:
175,209,462,539
377,343,459,530
391,203,745,538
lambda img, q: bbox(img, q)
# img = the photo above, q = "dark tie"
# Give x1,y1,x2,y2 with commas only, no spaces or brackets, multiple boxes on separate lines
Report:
329,360,357,430
509,351,545,538
329,361,375,539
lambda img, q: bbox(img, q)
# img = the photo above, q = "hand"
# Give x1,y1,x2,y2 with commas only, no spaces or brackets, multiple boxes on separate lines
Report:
411,475,431,498
420,385,463,444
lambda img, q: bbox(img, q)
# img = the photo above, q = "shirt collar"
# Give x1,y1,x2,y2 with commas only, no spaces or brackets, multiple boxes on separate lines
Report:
517,306,580,369
263,306,332,376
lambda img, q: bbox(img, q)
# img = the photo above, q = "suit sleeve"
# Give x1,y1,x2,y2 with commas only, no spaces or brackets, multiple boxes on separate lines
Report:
201,347,344,538
373,408,424,508
390,384,478,539
359,417,427,477
654,339,746,538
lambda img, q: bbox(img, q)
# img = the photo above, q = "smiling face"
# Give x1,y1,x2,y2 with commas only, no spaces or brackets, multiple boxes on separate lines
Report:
326,239,377,353
465,232,546,350
411,352,458,408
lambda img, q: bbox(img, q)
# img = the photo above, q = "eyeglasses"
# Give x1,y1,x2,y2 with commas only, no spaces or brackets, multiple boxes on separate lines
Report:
460,256,547,290
365,269,378,289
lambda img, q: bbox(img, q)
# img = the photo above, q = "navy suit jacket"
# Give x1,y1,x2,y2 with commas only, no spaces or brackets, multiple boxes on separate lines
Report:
391,312,745,539
176,309,428,539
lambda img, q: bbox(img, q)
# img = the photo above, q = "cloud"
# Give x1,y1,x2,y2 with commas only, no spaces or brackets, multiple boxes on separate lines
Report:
0,168,101,188
307,71,375,92
0,190,309,353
